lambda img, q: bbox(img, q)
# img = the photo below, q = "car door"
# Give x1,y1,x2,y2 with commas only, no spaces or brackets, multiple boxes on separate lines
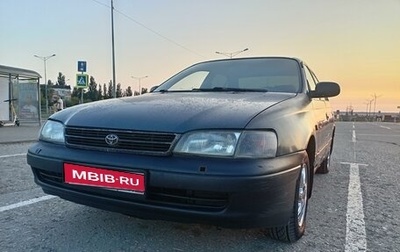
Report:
303,64,330,167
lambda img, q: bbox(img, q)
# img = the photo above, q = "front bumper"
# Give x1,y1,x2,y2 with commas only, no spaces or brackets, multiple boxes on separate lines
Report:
27,141,306,228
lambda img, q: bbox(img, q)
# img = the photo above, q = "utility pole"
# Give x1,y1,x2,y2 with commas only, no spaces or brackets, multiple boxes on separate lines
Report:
371,93,382,117
111,0,116,98
368,99,374,118
364,101,369,117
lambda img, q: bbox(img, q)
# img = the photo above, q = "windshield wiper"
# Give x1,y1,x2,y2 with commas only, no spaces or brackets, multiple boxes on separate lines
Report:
192,87,268,92
157,89,169,93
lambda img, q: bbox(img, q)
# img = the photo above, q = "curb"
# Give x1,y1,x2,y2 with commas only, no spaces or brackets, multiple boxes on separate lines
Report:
0,139,37,145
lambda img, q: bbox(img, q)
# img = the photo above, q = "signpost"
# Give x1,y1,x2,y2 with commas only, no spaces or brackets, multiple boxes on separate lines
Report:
77,61,88,103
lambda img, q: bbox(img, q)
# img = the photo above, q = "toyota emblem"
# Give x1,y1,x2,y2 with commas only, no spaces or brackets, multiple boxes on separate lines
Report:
105,134,119,146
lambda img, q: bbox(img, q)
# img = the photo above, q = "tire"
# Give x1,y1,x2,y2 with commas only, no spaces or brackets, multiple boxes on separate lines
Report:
268,156,309,242
316,152,330,174
316,138,334,174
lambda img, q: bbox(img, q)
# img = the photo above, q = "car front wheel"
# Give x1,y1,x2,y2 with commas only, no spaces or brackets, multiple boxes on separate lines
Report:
268,155,309,242
317,138,334,174
316,152,330,174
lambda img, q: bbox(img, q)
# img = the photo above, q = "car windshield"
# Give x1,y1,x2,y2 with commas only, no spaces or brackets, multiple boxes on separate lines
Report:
155,58,302,93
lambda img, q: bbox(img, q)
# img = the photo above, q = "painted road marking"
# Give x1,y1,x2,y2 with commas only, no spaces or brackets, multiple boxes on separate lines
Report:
0,152,55,213
0,153,26,158
352,126,357,160
380,126,391,130
0,195,56,213
342,162,368,252
343,124,368,251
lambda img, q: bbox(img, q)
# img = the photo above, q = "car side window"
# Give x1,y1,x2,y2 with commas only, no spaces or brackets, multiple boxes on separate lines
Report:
303,65,317,91
304,65,329,100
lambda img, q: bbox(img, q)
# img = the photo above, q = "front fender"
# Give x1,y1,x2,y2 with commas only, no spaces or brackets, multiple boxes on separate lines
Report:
245,94,316,156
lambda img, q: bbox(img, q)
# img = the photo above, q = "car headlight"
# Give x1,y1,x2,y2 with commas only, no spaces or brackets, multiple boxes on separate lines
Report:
174,130,277,158
235,131,277,158
40,120,65,143
174,131,241,156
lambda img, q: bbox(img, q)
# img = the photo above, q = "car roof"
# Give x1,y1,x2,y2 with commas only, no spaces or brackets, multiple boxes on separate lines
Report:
197,56,304,65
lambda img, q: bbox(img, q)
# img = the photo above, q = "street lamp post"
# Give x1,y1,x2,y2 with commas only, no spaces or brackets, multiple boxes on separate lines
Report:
215,48,249,58
131,76,148,95
371,93,382,117
34,54,56,115
366,99,374,119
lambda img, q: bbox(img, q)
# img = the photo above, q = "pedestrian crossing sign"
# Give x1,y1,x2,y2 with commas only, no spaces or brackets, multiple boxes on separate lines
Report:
76,74,89,88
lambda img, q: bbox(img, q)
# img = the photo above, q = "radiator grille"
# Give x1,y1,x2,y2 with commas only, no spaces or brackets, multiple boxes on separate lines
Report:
65,127,178,155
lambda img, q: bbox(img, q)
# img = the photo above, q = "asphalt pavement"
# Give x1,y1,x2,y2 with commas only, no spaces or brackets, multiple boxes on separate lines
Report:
1,122,400,251
0,123,41,144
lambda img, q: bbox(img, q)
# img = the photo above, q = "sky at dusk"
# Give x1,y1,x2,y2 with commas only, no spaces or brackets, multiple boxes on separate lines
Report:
1,0,399,112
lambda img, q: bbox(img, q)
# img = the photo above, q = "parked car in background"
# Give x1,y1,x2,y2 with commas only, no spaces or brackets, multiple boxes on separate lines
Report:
27,57,340,242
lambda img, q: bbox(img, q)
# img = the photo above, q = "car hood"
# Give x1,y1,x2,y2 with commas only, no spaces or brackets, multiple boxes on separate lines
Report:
53,92,295,133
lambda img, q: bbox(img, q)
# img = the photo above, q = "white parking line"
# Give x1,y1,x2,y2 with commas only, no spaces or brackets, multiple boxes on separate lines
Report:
0,195,56,213
343,125,368,251
344,163,367,252
352,130,356,143
352,128,357,161
0,153,26,158
380,126,391,130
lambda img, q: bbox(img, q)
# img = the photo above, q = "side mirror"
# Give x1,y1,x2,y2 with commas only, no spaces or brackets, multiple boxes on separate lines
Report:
150,85,159,93
310,82,340,98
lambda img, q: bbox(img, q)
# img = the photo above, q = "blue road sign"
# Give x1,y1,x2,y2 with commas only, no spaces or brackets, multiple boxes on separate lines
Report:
76,74,89,88
78,61,87,72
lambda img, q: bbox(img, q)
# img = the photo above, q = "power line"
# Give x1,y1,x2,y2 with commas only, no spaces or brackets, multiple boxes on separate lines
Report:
90,0,109,8
90,0,205,58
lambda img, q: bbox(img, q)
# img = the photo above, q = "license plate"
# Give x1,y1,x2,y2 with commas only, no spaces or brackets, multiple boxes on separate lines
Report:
64,163,145,193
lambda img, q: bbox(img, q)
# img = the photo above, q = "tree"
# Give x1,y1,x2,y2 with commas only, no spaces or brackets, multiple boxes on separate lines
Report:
125,86,133,97
103,83,108,99
87,76,98,101
69,87,81,106
97,84,103,100
116,83,123,98
56,72,66,86
47,79,54,105
71,87,80,98
107,81,113,98
39,85,46,106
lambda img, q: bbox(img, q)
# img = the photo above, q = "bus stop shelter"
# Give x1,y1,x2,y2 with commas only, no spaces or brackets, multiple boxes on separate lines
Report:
0,65,42,126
